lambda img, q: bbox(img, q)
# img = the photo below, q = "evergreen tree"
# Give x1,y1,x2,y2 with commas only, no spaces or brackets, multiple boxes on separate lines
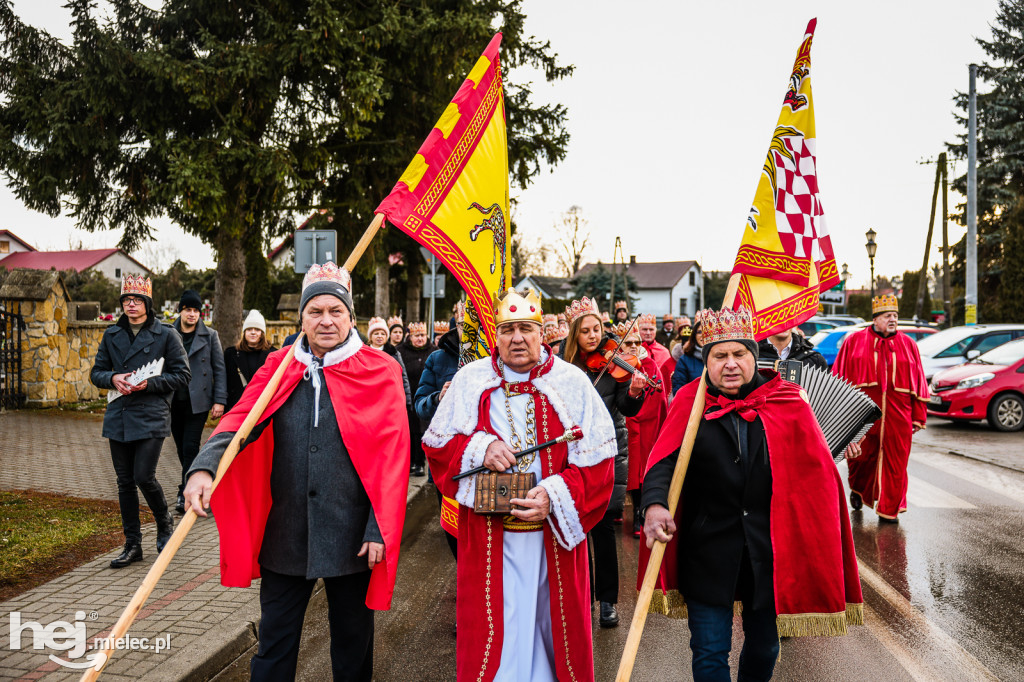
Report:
947,0,1024,322
571,263,638,311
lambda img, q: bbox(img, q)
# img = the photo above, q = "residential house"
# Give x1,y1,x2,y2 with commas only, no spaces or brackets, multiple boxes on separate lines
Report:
513,274,574,301
573,257,702,317
0,230,36,260
0,248,150,281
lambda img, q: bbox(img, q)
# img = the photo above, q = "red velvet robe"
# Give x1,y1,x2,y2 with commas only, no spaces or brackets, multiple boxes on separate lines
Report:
643,340,673,395
208,342,410,610
422,351,616,682
639,373,863,636
832,327,929,518
626,355,667,491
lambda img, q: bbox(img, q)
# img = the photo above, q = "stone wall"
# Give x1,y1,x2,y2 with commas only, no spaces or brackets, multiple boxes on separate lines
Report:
266,321,297,349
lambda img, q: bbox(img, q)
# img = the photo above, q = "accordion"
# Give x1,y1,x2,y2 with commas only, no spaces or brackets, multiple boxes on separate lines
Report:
758,358,882,463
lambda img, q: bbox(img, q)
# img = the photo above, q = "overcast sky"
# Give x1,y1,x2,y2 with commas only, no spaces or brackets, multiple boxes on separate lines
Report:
3,0,1003,289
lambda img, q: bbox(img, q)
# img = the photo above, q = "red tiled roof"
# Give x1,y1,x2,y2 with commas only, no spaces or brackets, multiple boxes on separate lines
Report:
268,213,316,260
0,248,146,273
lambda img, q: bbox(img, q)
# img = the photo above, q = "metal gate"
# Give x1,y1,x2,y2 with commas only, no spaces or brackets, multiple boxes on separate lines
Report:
0,299,25,408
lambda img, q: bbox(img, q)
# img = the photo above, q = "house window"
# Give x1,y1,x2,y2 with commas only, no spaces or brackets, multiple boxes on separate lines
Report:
115,268,121,278
679,299,687,316
0,240,8,253
689,271,695,286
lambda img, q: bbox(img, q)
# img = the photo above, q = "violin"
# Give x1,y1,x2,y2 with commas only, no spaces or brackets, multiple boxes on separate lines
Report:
585,338,662,391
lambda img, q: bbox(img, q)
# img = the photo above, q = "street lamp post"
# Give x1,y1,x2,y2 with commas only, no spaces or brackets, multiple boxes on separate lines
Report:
865,229,877,299
841,262,850,313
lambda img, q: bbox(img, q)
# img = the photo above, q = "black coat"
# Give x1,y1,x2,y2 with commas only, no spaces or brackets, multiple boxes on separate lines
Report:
414,329,461,423
758,333,827,370
641,373,775,611
570,346,644,515
397,340,434,394
91,314,191,442
173,318,227,413
223,345,275,411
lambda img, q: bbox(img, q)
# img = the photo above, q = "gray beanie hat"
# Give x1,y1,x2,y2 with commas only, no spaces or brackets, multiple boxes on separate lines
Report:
299,262,354,317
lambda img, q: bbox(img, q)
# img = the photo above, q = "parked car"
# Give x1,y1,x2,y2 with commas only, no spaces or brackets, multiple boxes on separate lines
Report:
797,316,838,337
817,315,866,326
916,324,1024,380
928,337,1024,432
808,323,937,367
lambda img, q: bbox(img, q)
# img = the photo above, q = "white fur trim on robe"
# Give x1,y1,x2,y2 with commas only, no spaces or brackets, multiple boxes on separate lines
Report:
423,355,617,519
539,474,585,550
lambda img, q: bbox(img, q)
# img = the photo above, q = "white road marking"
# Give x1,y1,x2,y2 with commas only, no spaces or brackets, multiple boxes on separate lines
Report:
858,560,999,681
861,602,938,682
906,475,976,509
910,447,1024,505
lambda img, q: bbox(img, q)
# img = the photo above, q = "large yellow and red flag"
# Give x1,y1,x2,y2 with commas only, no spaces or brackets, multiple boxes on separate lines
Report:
376,34,510,354
730,19,840,339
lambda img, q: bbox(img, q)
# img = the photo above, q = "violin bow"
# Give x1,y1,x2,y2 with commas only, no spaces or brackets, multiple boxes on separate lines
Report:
592,315,640,387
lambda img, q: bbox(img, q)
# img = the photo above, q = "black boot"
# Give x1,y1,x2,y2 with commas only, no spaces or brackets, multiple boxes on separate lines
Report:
599,601,619,628
850,491,863,511
632,514,643,538
110,542,143,568
156,512,175,553
175,494,185,515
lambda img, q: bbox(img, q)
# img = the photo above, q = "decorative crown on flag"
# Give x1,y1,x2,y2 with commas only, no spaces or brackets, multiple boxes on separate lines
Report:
408,322,427,334
565,297,602,325
695,307,755,347
542,313,558,328
387,315,404,329
612,322,641,340
302,262,351,293
367,317,388,336
493,288,542,326
871,294,899,316
434,321,450,335
614,300,629,312
120,274,152,299
637,313,657,326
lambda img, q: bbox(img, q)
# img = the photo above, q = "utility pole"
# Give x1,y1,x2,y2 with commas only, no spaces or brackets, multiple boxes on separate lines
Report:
915,159,942,321
940,153,951,326
609,236,622,311
966,64,978,324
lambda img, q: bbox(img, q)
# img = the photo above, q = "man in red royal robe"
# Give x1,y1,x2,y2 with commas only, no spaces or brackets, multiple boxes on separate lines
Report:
184,262,409,681
639,313,674,395
832,295,929,522
641,307,862,681
617,322,667,538
423,288,616,682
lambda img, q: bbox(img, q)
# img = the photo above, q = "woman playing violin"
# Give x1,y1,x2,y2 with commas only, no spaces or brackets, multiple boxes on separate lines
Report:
561,297,646,629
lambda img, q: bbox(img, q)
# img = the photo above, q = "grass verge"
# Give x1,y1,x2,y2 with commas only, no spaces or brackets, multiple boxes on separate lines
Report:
0,489,125,602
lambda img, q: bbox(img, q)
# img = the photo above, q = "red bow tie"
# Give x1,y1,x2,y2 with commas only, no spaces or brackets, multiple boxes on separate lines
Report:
705,394,765,422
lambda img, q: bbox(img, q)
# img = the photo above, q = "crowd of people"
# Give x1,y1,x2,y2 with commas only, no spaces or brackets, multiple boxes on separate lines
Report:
92,267,927,681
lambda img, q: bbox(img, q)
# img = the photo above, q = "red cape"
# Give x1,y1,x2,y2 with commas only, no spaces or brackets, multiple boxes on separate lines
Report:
626,355,667,490
209,344,410,610
639,372,863,636
643,340,673,394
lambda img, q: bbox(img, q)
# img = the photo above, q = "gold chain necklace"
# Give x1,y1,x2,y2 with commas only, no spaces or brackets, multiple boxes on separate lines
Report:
499,360,537,472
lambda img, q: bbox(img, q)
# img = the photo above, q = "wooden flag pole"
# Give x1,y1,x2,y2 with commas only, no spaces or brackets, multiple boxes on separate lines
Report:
615,274,742,682
82,214,389,681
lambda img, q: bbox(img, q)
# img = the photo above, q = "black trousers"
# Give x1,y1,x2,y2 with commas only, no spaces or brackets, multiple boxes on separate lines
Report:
170,397,208,497
108,438,170,544
589,507,619,604
252,568,374,682
408,409,425,468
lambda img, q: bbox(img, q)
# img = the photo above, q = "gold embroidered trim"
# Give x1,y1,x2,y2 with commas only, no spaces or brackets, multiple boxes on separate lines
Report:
478,516,494,682
775,604,863,637
502,516,543,532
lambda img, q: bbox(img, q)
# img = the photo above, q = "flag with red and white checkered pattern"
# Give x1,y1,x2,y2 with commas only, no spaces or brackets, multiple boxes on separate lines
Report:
730,19,841,340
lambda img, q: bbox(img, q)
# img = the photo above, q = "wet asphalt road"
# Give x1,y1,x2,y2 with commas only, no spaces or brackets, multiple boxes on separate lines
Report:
223,424,1024,681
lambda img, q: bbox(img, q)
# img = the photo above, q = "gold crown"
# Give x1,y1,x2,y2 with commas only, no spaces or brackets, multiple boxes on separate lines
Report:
544,325,566,344
408,322,427,334
611,321,640,340
601,312,611,323
120,274,152,299
493,288,543,326
387,315,403,328
434,321,450,335
662,314,673,321
695,307,755,346
637,313,657,326
872,294,899,315
565,297,601,325
367,317,388,334
678,324,693,338
614,300,628,311
302,262,351,293
677,316,691,326
542,314,558,327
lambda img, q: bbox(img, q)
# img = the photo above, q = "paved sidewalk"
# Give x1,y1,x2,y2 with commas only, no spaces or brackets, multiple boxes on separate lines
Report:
0,410,429,681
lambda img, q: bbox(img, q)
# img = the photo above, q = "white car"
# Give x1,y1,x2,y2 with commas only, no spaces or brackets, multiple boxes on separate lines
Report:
916,324,1024,380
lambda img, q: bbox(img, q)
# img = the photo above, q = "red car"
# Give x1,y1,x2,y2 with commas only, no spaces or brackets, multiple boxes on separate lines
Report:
928,337,1024,431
